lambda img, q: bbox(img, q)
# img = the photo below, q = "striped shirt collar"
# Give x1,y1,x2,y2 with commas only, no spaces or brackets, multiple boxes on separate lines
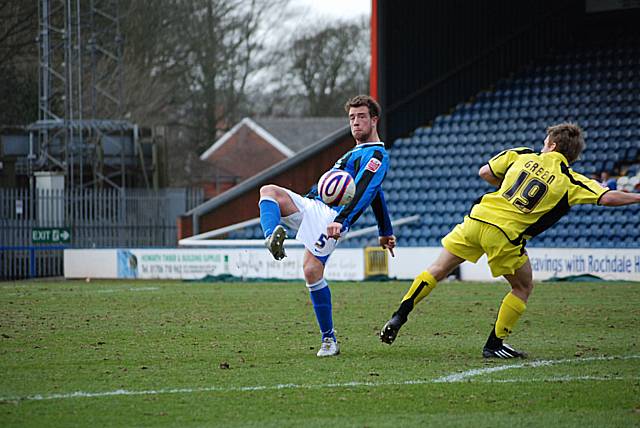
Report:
355,142,385,148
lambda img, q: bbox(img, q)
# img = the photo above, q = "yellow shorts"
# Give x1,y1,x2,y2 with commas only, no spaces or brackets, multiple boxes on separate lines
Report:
441,216,528,277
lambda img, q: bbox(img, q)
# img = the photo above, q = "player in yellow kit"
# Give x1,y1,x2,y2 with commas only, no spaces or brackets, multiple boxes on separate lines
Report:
380,123,640,358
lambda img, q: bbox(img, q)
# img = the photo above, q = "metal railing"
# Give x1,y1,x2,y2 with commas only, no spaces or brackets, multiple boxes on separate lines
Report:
0,187,203,279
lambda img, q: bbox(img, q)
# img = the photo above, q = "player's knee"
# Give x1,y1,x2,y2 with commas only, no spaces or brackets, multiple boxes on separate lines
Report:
511,280,534,299
303,264,323,284
259,184,276,197
261,185,290,208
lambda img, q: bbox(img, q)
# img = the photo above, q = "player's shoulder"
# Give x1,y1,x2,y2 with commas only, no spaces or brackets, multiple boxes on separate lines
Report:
507,146,536,155
491,146,535,161
562,164,592,181
358,142,388,158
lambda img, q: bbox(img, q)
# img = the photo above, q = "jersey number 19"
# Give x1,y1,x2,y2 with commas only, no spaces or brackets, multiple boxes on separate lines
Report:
502,170,548,213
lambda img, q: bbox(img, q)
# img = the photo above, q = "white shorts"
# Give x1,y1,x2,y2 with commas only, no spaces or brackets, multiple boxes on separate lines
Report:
281,189,346,261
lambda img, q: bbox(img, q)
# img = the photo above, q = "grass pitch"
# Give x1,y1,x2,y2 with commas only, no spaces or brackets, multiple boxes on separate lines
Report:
0,278,638,427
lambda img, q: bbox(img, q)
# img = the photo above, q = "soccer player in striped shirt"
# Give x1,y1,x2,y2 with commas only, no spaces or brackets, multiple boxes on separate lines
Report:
259,95,396,357
380,123,640,358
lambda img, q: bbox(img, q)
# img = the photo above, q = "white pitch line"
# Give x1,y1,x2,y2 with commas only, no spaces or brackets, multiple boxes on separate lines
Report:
1,354,638,403
432,354,640,383
484,375,639,383
96,287,159,294
3,287,160,295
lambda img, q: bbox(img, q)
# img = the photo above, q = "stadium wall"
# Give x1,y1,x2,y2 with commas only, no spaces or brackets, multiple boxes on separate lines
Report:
65,247,640,282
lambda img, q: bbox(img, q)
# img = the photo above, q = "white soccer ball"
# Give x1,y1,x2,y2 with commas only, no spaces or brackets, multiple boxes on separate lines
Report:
318,170,356,206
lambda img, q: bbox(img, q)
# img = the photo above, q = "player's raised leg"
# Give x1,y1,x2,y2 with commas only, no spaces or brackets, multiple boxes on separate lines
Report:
381,249,464,344
259,185,298,260
303,250,339,357
483,260,533,359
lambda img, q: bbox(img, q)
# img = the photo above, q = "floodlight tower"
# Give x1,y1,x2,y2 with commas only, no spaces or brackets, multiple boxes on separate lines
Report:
31,0,69,177
30,0,135,191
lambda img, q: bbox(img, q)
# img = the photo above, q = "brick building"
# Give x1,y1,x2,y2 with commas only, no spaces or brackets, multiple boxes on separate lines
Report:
199,117,345,197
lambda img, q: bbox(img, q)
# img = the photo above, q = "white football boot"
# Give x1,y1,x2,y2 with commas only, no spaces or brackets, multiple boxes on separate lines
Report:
316,337,340,357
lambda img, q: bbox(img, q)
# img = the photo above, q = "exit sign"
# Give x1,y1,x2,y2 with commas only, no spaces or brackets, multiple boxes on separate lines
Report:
32,228,71,244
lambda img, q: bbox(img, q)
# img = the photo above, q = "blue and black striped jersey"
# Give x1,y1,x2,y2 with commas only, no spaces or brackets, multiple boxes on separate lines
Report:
310,142,393,236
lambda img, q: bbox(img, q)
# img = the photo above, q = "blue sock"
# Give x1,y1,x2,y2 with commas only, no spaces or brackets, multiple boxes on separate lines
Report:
308,280,335,341
259,197,281,238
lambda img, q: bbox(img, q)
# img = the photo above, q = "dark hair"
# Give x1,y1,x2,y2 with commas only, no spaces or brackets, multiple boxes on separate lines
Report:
546,123,585,164
344,95,381,119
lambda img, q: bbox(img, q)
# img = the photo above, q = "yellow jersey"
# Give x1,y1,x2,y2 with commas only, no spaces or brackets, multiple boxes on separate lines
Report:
469,147,609,244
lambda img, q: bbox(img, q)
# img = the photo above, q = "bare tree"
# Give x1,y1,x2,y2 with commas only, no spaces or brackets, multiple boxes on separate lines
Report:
176,0,288,152
258,18,370,117
122,0,290,135
120,0,192,126
0,0,38,125
0,0,37,64
119,0,289,185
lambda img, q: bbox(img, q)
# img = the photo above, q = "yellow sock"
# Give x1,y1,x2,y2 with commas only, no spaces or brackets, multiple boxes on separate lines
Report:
402,270,438,306
495,292,527,339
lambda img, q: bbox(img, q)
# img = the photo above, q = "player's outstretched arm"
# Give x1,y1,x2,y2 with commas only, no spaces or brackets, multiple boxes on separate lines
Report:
478,164,502,188
599,190,640,206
